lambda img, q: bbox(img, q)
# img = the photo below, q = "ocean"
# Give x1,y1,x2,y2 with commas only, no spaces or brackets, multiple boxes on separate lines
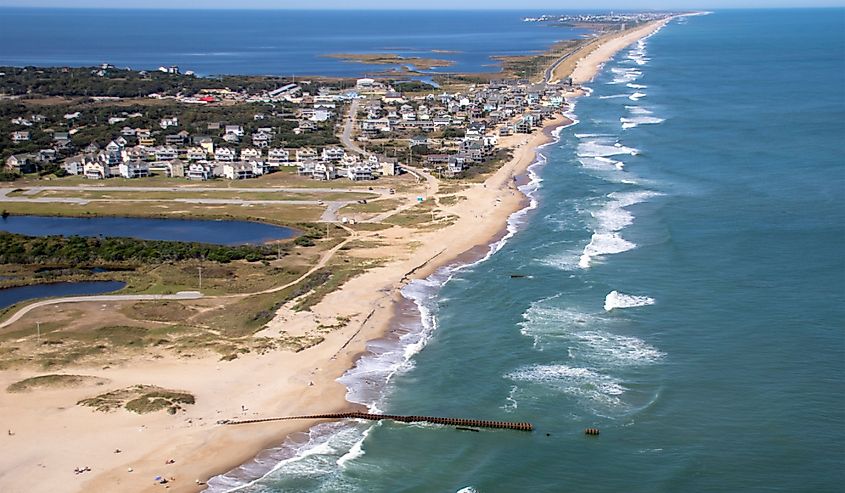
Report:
208,9,845,492
0,9,585,77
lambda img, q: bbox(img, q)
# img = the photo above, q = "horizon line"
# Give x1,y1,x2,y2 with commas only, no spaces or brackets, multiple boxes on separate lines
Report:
0,5,842,11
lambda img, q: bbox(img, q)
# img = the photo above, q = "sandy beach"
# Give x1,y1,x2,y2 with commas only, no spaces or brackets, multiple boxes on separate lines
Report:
0,18,674,493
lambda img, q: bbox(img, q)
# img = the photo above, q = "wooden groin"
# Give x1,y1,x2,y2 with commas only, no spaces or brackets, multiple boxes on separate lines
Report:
220,411,533,432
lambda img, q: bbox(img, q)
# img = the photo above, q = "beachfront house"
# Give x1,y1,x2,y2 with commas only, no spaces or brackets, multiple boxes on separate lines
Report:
296,147,318,163
312,162,337,181
186,162,211,181
62,155,90,176
321,147,345,162
119,160,150,179
215,147,236,162
223,162,256,180
149,159,185,178
240,148,263,161
346,164,374,181
84,161,111,180
267,148,290,167
186,147,208,161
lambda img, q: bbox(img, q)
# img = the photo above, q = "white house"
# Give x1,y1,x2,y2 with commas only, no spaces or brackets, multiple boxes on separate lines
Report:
215,147,236,162
313,162,337,181
224,125,244,137
310,109,332,122
62,155,89,176
267,148,290,166
155,146,178,161
321,146,345,162
186,147,207,161
296,147,318,162
186,162,211,181
119,160,150,179
84,161,111,180
223,162,255,180
159,116,179,129
240,148,263,161
347,164,374,181
11,131,30,142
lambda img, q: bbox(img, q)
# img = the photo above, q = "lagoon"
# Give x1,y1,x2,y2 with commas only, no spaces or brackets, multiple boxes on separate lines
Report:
0,280,126,310
0,215,296,245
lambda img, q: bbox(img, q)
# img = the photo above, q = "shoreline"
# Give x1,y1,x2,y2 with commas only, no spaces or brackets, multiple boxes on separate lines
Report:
202,17,667,485
0,17,675,493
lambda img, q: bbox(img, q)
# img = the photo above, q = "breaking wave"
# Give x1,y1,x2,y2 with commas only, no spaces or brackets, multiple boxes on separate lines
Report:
604,290,656,311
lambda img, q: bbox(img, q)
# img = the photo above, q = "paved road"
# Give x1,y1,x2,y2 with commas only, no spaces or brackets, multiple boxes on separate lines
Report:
341,98,366,155
0,291,203,330
544,46,583,85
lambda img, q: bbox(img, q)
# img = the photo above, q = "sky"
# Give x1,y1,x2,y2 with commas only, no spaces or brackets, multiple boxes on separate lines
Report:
1,0,844,8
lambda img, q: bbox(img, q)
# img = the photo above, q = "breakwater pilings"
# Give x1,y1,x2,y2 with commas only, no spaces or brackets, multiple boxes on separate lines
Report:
220,411,533,432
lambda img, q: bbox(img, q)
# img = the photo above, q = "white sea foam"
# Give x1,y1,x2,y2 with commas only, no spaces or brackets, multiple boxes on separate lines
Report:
626,105,653,115
608,67,643,85
575,330,665,365
579,233,637,268
518,297,664,366
577,140,639,158
507,364,626,407
336,424,373,468
578,155,624,171
621,116,665,129
604,290,657,311
626,83,648,89
628,92,647,101
206,421,362,492
599,94,630,99
502,385,520,412
456,488,480,493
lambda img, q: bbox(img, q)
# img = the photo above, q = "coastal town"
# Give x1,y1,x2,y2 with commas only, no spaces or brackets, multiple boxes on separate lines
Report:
0,12,678,493
3,68,571,185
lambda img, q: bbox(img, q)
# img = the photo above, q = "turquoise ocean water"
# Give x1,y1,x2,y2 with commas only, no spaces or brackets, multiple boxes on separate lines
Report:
205,10,845,492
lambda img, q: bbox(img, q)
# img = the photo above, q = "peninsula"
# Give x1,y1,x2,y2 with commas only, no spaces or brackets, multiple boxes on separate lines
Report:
0,13,676,493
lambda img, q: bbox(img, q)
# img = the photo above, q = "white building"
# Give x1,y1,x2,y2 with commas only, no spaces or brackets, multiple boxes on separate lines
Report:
267,148,290,166
159,116,179,129
347,164,374,181
186,147,207,161
223,162,255,180
240,148,263,161
321,146,345,162
119,161,150,179
84,161,111,180
215,147,236,162
186,162,211,181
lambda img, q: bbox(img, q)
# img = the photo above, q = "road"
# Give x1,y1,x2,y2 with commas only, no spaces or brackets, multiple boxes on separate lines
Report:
0,291,203,330
340,98,366,155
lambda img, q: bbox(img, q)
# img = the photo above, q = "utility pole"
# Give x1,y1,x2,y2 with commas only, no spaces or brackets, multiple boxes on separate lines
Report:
198,266,203,290
36,322,41,343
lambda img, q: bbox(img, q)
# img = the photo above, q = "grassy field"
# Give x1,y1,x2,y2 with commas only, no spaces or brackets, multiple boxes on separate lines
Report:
0,200,324,225
14,168,419,191
338,198,403,215
10,189,379,202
